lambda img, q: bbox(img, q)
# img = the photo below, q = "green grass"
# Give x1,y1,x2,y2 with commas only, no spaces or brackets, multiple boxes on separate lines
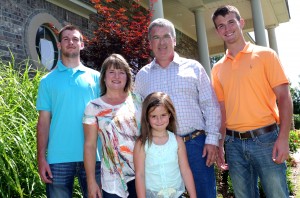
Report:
0,55,87,197
0,55,88,197
0,55,45,197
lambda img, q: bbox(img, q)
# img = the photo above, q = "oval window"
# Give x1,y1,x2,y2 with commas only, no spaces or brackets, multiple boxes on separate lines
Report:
35,25,59,70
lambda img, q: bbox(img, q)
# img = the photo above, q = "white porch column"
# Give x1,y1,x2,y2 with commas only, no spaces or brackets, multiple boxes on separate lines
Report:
149,0,164,21
193,7,211,76
250,0,268,47
267,26,279,54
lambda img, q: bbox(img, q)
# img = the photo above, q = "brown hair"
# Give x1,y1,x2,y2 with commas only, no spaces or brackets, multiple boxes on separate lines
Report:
211,5,241,28
139,92,178,146
100,54,133,96
58,25,83,42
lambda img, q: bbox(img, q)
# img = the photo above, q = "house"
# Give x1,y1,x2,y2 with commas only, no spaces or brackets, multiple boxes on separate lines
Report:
0,0,290,73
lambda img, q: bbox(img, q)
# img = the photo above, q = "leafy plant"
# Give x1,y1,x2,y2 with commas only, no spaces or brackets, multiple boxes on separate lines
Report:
289,130,300,153
290,83,300,114
81,0,153,74
294,114,300,130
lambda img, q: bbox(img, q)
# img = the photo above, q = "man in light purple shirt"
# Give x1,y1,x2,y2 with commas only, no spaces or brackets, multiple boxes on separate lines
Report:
134,18,221,198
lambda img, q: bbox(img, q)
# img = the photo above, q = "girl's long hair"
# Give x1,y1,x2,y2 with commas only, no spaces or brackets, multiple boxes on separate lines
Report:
138,92,178,146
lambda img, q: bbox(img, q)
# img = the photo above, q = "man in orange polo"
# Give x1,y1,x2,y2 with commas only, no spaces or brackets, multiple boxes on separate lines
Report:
211,5,293,198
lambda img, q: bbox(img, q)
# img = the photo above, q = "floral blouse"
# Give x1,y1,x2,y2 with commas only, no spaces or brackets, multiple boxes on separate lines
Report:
83,92,142,197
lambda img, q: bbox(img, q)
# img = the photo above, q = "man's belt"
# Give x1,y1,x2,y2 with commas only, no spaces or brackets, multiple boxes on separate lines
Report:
226,123,277,140
182,130,206,142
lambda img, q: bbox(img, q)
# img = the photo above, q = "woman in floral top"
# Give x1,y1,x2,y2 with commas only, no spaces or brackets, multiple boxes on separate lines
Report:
83,54,142,198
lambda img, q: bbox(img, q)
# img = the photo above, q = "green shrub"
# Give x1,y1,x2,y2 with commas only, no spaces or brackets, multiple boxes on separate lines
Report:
294,114,300,129
289,130,300,154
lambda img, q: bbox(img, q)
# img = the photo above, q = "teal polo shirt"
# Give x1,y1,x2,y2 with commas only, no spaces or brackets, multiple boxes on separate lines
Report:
36,61,101,164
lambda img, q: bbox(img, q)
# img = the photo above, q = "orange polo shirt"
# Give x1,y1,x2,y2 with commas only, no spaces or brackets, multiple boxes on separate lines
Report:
211,43,289,131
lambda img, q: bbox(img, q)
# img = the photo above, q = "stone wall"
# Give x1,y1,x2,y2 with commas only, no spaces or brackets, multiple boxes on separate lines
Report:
175,30,199,60
0,0,95,64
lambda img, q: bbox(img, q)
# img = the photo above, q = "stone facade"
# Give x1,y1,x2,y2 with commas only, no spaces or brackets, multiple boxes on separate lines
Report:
0,0,198,69
175,30,198,60
0,0,96,66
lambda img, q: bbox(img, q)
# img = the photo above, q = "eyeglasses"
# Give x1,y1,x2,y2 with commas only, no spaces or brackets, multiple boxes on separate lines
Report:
151,34,172,41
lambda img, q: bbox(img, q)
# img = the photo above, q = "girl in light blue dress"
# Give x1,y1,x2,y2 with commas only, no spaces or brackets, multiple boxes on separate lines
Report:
133,92,196,198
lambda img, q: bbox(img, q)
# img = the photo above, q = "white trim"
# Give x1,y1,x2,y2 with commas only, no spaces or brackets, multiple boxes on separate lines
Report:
46,0,97,19
25,13,62,69
69,0,97,13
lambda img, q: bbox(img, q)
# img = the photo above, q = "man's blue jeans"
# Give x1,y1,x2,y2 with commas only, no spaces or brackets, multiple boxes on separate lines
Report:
185,134,216,198
225,128,289,198
46,162,101,198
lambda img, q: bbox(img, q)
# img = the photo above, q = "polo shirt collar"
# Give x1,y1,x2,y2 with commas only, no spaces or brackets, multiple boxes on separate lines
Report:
57,60,86,72
224,42,253,61
150,52,180,69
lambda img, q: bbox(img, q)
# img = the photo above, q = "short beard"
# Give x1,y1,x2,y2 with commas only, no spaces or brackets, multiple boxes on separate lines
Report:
62,51,79,58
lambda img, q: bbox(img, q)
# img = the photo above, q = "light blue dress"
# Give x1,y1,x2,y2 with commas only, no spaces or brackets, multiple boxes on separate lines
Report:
145,131,185,198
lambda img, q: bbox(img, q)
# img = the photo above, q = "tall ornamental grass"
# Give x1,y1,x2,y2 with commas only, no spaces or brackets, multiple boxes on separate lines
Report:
0,56,84,197
0,56,45,197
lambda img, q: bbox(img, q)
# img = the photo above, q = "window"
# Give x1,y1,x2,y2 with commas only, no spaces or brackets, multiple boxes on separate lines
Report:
25,12,62,70
35,25,59,70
